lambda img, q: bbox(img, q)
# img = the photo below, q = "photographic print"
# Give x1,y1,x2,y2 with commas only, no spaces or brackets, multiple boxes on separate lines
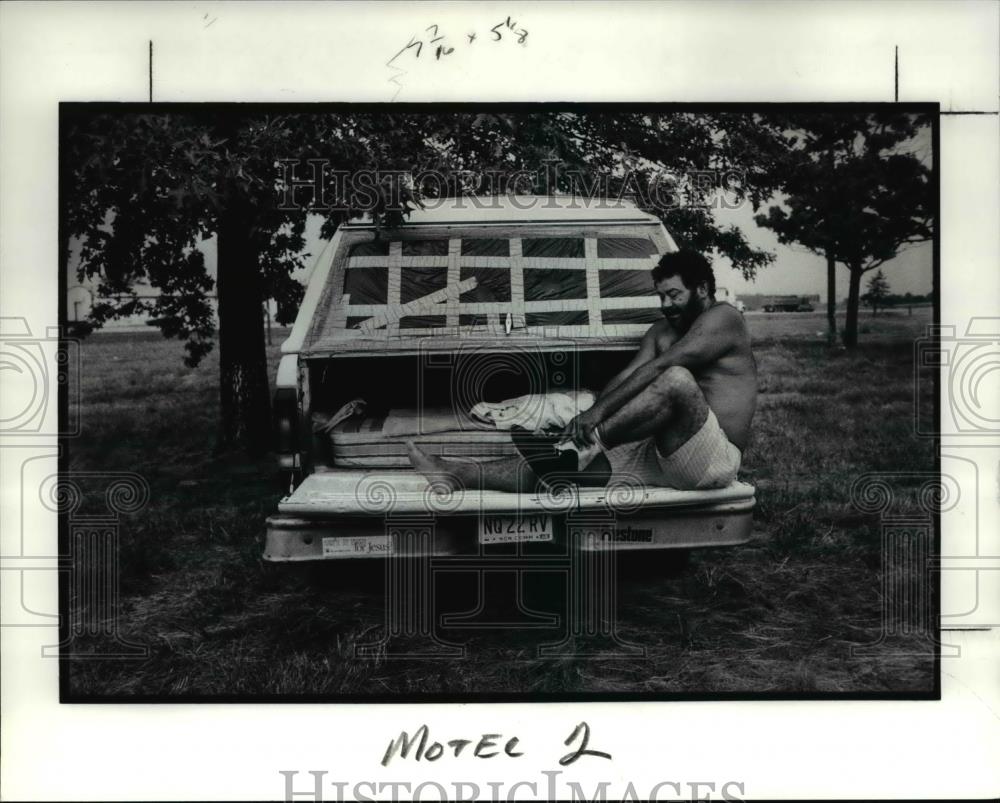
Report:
58,103,940,701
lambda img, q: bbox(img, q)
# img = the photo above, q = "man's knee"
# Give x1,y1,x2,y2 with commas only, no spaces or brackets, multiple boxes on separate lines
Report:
650,365,699,398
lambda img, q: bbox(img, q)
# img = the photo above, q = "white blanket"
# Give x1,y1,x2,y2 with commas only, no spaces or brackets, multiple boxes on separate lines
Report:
470,390,596,433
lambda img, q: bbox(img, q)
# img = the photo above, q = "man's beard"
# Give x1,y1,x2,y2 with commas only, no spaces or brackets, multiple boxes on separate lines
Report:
662,294,705,331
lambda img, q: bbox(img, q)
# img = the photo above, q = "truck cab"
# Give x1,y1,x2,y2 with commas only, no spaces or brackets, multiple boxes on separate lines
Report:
265,196,755,561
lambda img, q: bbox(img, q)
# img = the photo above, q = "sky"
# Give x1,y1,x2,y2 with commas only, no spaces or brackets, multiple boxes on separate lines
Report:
708,196,933,301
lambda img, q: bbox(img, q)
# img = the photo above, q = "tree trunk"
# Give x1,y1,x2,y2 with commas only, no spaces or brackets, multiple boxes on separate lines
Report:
843,265,863,349
825,251,837,345
216,202,271,454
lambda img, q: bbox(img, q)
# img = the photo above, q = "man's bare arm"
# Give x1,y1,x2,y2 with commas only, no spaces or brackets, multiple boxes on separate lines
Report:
596,325,660,400
587,305,739,424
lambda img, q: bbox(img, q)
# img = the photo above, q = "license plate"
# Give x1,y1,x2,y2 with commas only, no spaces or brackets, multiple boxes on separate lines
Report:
322,535,394,557
479,513,553,544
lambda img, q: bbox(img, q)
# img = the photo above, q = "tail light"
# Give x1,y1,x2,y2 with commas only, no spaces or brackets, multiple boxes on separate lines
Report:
274,386,299,457
274,386,301,492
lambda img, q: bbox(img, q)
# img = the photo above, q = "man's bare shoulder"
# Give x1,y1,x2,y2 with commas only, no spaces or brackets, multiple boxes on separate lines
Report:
697,302,749,336
706,301,745,324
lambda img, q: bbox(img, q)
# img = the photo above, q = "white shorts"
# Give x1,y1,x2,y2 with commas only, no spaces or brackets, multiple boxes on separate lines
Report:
602,408,742,490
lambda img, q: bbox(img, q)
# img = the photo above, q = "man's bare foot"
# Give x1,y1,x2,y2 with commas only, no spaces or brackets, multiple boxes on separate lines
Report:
509,430,611,490
406,442,462,493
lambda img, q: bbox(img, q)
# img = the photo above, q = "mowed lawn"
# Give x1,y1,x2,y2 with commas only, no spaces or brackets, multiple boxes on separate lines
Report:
65,309,937,697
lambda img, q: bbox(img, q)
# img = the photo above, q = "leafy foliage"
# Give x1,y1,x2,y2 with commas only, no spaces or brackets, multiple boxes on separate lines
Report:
862,269,891,315
754,112,932,346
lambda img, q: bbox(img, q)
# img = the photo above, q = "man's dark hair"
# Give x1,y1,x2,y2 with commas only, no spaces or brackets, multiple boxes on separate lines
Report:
651,250,716,298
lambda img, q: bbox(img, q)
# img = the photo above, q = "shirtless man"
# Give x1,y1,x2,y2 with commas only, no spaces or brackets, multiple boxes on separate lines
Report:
408,250,757,492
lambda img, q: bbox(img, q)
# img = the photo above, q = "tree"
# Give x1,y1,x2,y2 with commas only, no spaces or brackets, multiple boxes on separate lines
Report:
63,109,788,452
63,110,435,454
862,269,891,316
754,112,933,348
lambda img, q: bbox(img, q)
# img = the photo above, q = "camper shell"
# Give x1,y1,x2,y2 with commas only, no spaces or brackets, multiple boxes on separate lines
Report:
265,196,755,561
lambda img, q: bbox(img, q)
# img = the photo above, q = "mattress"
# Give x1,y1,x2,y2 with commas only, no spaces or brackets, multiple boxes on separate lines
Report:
329,407,520,467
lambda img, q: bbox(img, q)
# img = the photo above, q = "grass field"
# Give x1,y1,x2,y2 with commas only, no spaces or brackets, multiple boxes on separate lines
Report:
65,309,937,697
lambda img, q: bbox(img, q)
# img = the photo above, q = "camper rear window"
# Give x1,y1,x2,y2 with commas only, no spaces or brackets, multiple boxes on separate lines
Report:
460,268,512,302
348,240,390,257
343,267,388,305
400,266,448,303
596,237,658,258
521,238,585,258
524,268,587,300
599,269,655,298
399,315,446,329
461,238,510,256
401,239,449,256
334,229,665,335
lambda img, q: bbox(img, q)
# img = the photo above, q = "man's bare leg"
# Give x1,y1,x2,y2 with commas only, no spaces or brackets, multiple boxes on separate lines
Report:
598,365,709,457
406,441,610,493
406,443,537,493
407,369,706,494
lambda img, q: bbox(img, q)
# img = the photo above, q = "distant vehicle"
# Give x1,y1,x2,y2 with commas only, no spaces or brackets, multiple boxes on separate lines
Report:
763,295,815,313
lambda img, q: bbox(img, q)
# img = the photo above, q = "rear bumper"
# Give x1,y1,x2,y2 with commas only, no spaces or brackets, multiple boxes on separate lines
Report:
263,499,754,562
265,470,756,562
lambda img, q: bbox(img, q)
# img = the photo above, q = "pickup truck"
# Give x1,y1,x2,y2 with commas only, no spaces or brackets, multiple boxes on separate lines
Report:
265,196,755,562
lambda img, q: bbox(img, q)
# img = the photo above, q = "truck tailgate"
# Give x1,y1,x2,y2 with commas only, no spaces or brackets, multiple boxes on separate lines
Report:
279,469,756,517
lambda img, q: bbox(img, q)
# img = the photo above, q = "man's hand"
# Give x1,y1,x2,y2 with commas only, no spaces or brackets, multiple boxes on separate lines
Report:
562,407,603,450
